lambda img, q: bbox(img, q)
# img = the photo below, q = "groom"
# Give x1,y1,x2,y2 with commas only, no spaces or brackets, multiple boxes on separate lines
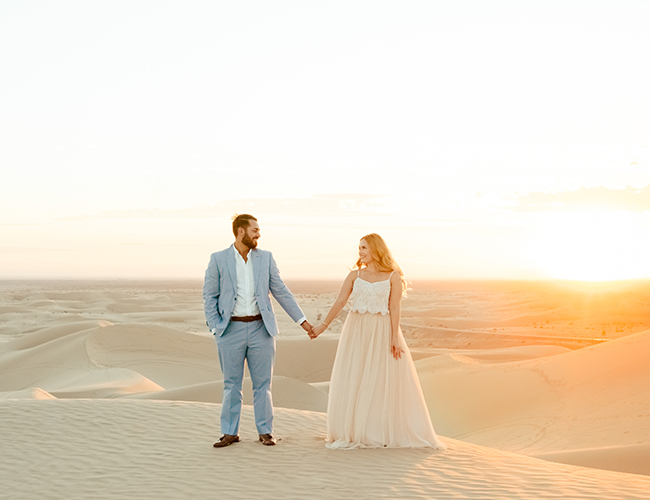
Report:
203,214,313,447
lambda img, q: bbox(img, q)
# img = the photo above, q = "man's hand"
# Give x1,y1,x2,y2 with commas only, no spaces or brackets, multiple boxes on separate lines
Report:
301,320,315,338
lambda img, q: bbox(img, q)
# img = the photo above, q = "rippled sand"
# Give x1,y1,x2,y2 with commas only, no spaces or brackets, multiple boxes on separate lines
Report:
1,279,649,499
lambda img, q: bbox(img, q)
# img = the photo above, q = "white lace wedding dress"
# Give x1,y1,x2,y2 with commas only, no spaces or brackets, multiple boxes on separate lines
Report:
326,274,446,450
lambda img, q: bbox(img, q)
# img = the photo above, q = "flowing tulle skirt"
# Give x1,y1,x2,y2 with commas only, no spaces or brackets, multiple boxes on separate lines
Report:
326,311,446,450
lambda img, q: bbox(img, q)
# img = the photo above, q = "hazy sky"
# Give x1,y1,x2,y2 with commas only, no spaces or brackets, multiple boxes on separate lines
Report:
2,1,650,280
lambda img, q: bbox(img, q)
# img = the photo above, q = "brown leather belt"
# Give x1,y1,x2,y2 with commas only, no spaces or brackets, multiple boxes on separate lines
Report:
230,314,263,323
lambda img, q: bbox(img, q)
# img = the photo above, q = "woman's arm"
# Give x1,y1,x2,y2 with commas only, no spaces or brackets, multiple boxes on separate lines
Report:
389,272,404,359
311,271,356,337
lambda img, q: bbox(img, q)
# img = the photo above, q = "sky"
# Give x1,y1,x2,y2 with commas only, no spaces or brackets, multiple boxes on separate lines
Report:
1,0,650,281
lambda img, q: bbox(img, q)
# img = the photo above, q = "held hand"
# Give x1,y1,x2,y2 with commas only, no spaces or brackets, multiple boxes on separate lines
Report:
391,337,404,360
311,323,327,339
301,320,314,338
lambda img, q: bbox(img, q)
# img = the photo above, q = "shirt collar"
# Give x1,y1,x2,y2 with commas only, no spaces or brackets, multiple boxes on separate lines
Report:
233,244,253,263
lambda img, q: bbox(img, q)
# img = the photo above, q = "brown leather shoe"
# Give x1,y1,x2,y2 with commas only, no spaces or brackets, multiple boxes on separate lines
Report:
213,434,240,448
259,433,276,446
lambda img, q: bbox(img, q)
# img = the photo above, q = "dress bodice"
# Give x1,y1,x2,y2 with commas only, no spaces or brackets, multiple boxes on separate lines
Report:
348,277,391,315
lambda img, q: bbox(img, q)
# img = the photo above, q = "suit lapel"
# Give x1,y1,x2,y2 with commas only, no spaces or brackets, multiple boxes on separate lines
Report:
252,249,262,293
226,245,237,292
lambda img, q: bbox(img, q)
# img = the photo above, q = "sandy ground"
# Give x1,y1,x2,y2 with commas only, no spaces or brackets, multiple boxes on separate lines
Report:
1,279,650,499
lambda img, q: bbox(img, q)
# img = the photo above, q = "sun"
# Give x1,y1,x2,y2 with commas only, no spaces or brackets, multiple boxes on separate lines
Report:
529,210,650,281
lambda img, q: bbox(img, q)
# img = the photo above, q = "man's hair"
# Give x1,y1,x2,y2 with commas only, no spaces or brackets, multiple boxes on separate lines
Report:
232,213,257,237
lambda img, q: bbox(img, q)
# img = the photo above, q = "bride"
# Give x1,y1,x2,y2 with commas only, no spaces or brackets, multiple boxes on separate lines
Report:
311,234,446,450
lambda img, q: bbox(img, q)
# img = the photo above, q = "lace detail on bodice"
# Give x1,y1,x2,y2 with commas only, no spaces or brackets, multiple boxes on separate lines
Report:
349,278,391,315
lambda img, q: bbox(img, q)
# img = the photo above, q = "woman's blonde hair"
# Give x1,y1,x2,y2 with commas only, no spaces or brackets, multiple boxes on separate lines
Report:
354,233,408,295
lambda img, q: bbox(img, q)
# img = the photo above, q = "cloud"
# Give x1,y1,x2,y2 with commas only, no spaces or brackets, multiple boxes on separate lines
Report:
510,185,650,212
56,195,389,221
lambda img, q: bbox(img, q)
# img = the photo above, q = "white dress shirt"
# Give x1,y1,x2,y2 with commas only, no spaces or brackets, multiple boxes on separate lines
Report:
223,246,306,326
232,246,261,317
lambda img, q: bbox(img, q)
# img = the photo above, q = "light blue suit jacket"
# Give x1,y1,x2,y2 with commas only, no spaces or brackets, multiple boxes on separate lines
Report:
203,245,304,337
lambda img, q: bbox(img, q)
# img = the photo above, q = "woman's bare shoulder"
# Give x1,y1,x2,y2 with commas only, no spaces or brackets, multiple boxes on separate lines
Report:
344,270,358,282
389,270,403,291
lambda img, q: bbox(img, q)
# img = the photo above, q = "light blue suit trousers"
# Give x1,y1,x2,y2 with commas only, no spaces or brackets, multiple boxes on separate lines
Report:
216,319,275,435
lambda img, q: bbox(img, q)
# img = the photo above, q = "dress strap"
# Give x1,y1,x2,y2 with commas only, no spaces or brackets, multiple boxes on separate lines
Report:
389,271,395,278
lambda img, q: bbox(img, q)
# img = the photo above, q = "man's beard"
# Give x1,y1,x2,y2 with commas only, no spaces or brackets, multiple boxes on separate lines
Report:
242,233,258,249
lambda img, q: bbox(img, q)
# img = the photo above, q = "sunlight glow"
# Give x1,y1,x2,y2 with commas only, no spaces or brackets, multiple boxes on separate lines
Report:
530,211,650,281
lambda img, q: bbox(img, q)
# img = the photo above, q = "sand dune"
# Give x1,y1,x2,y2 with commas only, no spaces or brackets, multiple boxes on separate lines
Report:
419,328,650,475
128,375,329,412
410,344,571,363
0,323,218,397
535,443,650,478
0,320,335,407
274,335,339,382
0,387,56,400
2,400,650,500
1,279,650,498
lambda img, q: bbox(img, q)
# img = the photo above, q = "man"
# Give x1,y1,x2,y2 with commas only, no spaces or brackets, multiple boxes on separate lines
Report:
203,214,313,447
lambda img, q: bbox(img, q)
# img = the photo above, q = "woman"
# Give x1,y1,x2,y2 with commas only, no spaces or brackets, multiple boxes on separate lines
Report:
311,234,446,450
